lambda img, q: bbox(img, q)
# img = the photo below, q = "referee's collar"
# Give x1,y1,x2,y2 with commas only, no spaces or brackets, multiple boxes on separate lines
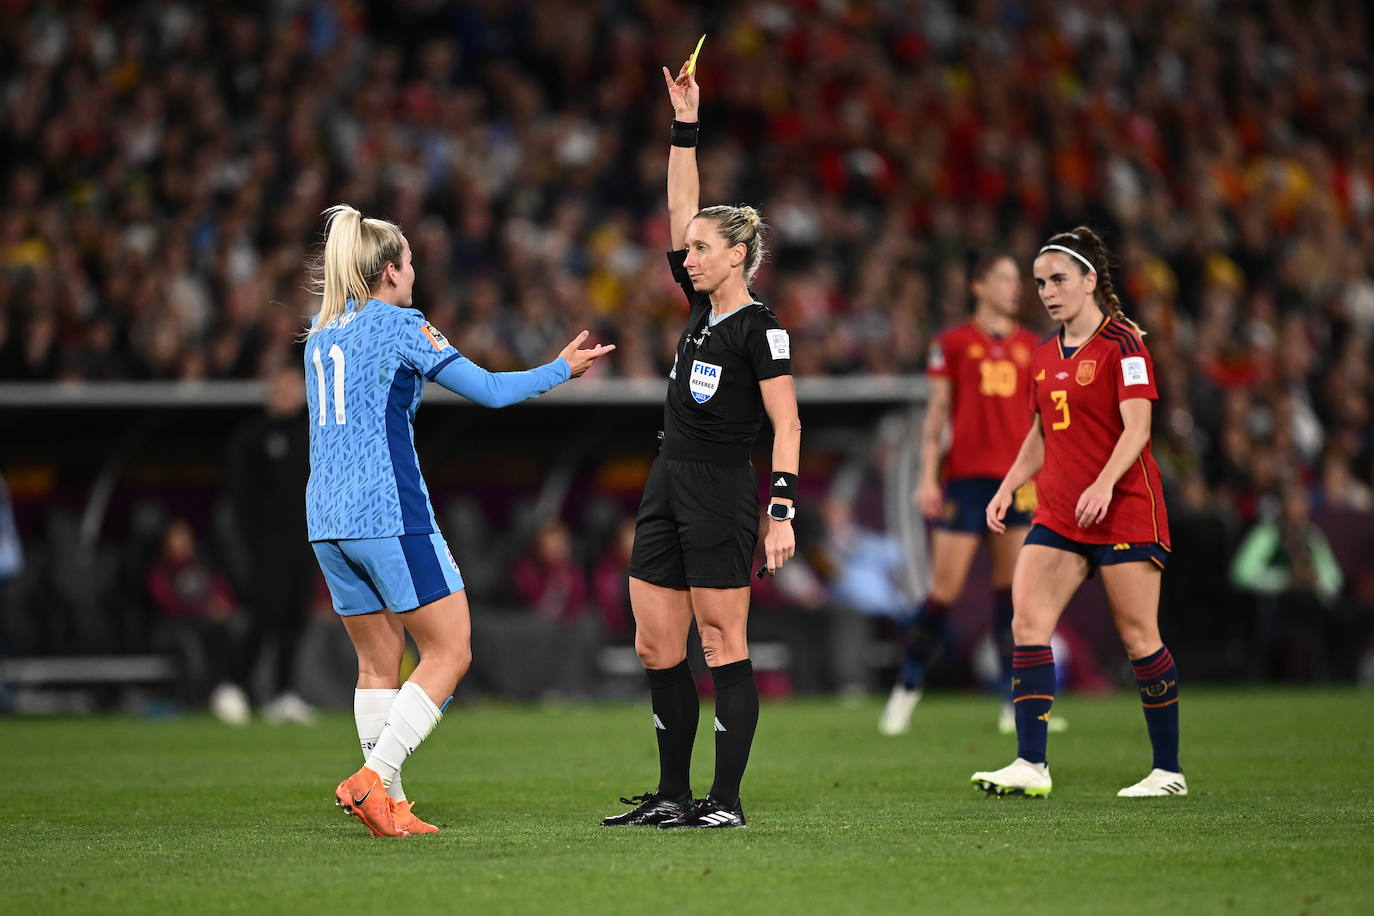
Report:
708,300,759,327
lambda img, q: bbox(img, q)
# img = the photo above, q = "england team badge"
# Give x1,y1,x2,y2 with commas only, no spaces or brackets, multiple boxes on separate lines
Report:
690,360,722,403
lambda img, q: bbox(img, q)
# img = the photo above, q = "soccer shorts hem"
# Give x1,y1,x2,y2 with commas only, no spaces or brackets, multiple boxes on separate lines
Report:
934,477,1035,533
630,457,759,591
627,566,688,591
1024,524,1168,573
312,533,465,616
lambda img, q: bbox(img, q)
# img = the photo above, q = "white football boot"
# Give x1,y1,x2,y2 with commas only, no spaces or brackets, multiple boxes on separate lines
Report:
971,758,1052,797
878,686,921,736
209,683,250,726
1117,769,1187,797
263,692,318,726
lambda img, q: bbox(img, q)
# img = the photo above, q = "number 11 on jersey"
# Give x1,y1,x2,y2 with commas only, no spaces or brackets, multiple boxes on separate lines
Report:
312,344,347,426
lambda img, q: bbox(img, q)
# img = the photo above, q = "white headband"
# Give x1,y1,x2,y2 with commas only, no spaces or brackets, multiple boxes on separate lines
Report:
1038,244,1096,274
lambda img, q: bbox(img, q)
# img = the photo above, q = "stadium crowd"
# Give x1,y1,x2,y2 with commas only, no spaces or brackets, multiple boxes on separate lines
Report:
2,1,1372,690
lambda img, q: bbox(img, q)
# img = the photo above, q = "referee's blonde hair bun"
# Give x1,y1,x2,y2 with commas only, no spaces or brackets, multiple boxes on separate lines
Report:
696,204,769,285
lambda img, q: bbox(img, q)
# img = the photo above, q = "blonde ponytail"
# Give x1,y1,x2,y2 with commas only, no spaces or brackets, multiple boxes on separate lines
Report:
305,204,405,337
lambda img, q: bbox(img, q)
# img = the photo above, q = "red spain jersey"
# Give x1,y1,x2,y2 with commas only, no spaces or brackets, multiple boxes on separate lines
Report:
1028,317,1170,546
928,320,1040,480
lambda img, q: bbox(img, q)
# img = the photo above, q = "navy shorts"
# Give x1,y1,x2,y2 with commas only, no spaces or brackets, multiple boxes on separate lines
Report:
936,477,1036,533
1023,524,1168,572
312,533,465,616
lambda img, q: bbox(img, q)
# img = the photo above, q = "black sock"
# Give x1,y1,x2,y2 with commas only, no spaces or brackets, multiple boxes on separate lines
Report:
645,660,697,798
707,659,758,807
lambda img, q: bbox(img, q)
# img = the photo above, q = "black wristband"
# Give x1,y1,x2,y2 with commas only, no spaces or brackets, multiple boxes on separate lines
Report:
670,119,699,148
769,471,798,502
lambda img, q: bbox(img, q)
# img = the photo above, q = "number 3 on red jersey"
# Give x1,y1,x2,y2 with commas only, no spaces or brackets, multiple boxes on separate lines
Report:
1049,390,1070,429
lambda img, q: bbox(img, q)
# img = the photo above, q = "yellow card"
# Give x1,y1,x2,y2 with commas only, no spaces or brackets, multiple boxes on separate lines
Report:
687,34,706,74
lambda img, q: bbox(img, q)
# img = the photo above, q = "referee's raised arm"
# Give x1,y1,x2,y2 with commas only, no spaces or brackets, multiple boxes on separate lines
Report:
662,60,700,252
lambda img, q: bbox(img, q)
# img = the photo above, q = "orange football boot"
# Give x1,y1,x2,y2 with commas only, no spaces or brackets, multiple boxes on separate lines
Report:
391,799,440,835
335,766,409,837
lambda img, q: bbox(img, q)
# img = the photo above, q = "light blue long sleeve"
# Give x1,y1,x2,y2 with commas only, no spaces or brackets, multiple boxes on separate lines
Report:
430,355,571,407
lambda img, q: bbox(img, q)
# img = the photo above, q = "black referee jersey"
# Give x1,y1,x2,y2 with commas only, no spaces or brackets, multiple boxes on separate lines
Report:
662,249,792,443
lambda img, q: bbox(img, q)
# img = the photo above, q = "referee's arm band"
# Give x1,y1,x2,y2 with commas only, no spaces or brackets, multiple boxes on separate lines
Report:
770,472,798,502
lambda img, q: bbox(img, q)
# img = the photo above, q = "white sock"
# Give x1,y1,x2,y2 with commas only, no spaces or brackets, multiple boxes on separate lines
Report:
354,688,407,800
365,681,442,789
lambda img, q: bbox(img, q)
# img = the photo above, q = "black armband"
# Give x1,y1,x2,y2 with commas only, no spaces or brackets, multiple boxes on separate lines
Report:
769,471,798,502
670,119,699,148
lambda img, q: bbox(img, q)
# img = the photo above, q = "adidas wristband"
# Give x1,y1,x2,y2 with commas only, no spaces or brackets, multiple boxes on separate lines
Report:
769,471,798,502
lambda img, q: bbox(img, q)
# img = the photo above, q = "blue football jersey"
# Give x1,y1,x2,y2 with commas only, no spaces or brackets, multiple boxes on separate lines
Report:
304,299,461,541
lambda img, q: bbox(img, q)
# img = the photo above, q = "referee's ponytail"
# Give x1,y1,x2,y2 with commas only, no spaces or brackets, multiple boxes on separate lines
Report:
696,205,768,286
306,204,405,338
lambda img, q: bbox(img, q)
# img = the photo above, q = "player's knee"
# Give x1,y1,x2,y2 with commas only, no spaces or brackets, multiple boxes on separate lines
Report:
697,624,743,664
357,654,403,685
451,644,473,680
424,640,472,682
634,631,681,669
1011,613,1049,646
1117,627,1159,660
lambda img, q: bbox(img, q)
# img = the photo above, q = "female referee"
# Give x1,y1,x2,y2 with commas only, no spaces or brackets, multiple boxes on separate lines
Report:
307,204,612,837
599,54,800,830
879,253,1042,737
972,227,1184,798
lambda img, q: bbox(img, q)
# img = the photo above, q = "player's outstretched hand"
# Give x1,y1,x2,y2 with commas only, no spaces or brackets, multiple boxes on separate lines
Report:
560,330,615,378
986,487,1012,534
662,59,699,121
1075,480,1113,528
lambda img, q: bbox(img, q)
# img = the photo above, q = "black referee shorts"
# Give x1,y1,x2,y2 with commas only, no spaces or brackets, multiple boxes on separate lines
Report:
628,439,759,590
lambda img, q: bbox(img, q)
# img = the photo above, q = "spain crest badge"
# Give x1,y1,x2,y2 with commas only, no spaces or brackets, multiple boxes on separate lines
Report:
1076,360,1097,385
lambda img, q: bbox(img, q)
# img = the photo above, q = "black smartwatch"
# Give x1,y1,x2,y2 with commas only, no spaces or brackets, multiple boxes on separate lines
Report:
767,502,795,522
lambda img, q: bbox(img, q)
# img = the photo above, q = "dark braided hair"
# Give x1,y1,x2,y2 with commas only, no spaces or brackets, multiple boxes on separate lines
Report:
1039,227,1145,336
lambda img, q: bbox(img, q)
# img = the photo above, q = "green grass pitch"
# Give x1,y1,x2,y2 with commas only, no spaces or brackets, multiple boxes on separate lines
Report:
3,688,1371,914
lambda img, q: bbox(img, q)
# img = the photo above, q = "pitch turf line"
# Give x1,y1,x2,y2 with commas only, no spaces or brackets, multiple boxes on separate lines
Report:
1,688,1369,914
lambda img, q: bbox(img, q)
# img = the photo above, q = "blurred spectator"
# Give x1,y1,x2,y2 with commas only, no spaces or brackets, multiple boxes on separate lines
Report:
1230,487,1345,681
592,516,636,639
513,519,589,623
1313,450,1373,512
510,518,598,696
146,517,247,722
225,365,316,725
819,496,914,621
1161,471,1240,676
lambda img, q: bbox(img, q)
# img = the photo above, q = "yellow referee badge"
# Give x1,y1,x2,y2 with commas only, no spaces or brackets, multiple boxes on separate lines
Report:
687,34,706,74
